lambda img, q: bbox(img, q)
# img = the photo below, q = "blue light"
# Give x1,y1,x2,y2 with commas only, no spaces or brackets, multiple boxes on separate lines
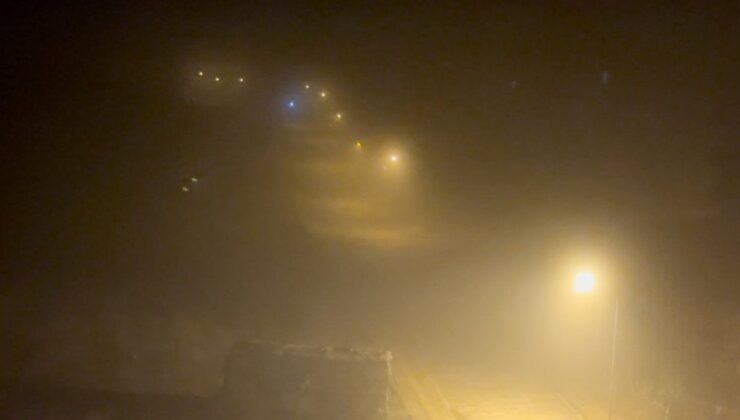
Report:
288,101,295,108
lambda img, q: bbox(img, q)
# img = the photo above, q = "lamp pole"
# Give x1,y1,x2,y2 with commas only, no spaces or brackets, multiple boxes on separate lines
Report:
573,271,620,420
607,298,619,420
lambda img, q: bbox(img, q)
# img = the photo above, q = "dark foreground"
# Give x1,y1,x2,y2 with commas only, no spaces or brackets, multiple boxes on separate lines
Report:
2,385,215,420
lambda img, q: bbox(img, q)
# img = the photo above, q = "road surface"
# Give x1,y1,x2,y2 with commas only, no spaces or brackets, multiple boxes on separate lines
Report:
442,377,584,419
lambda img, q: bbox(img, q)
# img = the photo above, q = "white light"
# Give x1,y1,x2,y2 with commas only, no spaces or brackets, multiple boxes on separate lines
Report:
239,77,244,83
182,186,189,192
389,154,399,162
214,76,220,82
198,71,204,77
320,91,327,98
289,101,295,108
191,177,198,183
573,271,596,293
335,113,342,119
305,84,310,89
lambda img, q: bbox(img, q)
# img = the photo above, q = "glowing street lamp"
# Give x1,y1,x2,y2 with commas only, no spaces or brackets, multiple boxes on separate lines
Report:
573,271,596,293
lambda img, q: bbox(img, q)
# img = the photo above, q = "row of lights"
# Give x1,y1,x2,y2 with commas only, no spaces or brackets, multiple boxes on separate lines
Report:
302,82,401,165
183,75,402,192
286,83,341,121
197,71,244,83
194,74,402,165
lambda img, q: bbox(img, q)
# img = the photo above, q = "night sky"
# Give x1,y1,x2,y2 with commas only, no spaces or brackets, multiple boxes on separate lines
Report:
1,1,738,391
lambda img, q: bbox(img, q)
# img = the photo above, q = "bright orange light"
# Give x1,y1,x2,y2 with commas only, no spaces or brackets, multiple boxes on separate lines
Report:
573,271,596,293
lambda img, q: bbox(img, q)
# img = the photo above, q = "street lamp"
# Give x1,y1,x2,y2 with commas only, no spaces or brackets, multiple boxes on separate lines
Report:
573,271,596,293
573,271,619,420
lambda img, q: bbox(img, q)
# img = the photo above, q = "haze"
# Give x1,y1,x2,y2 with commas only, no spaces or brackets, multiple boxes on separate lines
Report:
2,2,738,419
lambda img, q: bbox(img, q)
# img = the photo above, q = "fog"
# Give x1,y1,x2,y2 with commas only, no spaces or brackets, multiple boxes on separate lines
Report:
2,2,738,417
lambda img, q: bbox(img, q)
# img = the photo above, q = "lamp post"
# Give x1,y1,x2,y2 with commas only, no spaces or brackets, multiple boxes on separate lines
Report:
607,298,619,420
573,271,619,420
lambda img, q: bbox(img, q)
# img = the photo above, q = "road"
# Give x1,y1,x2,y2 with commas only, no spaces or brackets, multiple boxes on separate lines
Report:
391,363,589,420
439,375,585,420
451,393,583,419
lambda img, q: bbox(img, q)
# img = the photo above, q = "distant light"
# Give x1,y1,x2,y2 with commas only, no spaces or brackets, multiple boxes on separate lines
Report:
355,141,363,150
182,186,190,192
335,112,342,119
305,84,310,89
198,71,204,77
573,271,596,293
288,101,295,108
239,77,244,83
389,154,399,162
190,177,198,183
320,91,327,98
214,76,220,82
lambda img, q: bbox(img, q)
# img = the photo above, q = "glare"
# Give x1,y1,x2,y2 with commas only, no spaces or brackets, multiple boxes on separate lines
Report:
239,77,244,83
214,76,220,82
389,154,400,163
305,84,310,89
573,271,596,293
355,141,363,150
198,71,204,77
289,101,295,108
320,91,327,98
335,112,342,119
